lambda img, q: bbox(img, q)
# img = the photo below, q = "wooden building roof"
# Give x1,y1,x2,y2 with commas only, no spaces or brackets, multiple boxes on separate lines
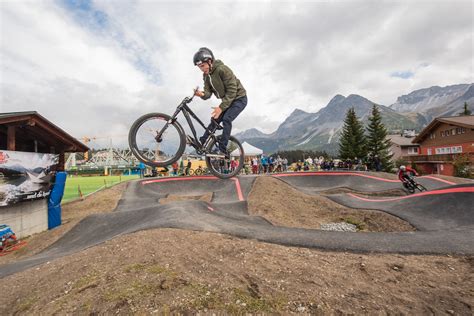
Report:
412,115,474,144
0,111,88,153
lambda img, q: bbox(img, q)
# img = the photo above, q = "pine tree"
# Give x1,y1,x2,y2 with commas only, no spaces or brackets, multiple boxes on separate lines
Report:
338,107,366,160
366,104,393,171
459,102,471,116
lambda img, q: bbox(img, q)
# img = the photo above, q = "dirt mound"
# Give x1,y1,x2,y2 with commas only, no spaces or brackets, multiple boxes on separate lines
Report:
247,176,415,232
1,228,472,315
1,176,473,314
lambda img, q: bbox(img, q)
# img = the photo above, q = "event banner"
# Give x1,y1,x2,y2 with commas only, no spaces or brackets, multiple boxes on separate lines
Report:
0,150,59,206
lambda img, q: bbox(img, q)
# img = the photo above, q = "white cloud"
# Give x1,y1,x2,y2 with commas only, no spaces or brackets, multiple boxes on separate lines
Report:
1,0,472,147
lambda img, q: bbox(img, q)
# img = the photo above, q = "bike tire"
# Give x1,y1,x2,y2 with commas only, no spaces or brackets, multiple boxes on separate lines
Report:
205,135,245,179
416,183,427,192
188,168,195,176
128,113,186,167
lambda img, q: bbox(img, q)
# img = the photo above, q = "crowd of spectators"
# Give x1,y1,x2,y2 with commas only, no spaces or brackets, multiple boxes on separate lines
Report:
244,155,373,174
143,154,382,177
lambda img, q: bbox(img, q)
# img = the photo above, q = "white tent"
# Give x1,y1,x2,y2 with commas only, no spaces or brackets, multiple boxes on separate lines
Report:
231,141,263,157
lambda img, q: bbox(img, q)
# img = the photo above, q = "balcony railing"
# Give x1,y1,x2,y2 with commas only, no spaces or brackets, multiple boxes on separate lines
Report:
403,152,474,163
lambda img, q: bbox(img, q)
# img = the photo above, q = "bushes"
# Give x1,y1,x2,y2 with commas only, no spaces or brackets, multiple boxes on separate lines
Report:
453,154,472,178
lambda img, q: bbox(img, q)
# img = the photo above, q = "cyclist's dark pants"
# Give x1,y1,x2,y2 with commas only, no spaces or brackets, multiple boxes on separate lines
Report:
200,96,247,151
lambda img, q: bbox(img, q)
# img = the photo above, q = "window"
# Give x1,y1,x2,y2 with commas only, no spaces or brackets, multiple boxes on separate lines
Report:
408,147,419,155
436,147,451,154
462,127,466,134
427,148,432,155
434,146,463,154
441,131,445,137
445,130,450,136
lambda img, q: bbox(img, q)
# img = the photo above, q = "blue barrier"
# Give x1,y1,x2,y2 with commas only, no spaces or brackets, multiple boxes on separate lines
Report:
48,171,67,229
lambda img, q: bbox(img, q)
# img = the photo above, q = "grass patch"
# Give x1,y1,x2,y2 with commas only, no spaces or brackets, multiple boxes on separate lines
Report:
185,284,223,310
124,263,172,276
73,272,99,290
103,280,157,302
15,295,38,313
63,175,139,202
227,288,287,313
341,217,366,231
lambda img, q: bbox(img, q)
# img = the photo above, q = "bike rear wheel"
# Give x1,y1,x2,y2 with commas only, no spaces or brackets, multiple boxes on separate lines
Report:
128,113,186,167
205,135,245,179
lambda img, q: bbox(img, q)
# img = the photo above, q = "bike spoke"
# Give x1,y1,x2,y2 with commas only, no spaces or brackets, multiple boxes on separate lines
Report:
131,115,183,166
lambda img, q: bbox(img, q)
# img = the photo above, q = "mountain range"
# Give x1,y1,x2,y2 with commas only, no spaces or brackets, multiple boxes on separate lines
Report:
235,83,473,154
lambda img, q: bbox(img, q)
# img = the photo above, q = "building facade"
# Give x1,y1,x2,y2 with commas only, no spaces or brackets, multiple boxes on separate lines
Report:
406,116,474,176
388,134,420,161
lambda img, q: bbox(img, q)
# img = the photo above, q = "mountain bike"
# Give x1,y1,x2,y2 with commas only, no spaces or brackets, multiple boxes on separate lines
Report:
128,89,245,179
403,175,427,194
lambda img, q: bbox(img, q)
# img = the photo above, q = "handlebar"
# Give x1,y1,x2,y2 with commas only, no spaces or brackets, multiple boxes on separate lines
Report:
183,86,200,104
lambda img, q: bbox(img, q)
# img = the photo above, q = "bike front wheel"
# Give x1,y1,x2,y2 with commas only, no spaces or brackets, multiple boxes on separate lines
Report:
416,183,427,192
128,113,186,167
205,135,245,179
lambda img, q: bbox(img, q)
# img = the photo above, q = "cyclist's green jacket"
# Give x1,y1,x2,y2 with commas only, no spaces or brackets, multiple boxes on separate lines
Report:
201,60,246,111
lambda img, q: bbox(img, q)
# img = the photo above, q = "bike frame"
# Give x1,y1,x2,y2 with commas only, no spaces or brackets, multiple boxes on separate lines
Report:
156,94,222,152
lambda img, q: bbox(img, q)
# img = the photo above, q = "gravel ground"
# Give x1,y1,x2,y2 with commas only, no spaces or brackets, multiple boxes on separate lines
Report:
320,222,358,232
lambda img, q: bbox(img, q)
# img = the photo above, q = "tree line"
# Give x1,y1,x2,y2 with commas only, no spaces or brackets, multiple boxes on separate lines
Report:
338,104,393,171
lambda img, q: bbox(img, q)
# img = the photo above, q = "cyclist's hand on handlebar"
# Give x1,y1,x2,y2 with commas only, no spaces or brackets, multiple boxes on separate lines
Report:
194,90,205,97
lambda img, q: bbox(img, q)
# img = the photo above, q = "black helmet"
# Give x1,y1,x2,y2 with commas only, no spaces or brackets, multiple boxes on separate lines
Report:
193,47,214,65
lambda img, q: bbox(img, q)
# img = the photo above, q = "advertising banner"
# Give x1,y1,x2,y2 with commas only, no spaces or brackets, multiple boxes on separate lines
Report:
0,150,59,206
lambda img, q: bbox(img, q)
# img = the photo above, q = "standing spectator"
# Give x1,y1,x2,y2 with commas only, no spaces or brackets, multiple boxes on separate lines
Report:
268,156,274,173
374,155,382,171
185,160,192,176
305,156,313,169
252,157,259,174
276,155,282,173
179,158,184,176
172,161,179,176
230,158,238,172
261,154,268,173
282,157,288,172
139,161,145,178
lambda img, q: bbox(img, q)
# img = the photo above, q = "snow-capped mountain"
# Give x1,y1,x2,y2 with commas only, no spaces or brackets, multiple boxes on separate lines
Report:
390,83,473,118
236,83,472,154
236,93,424,154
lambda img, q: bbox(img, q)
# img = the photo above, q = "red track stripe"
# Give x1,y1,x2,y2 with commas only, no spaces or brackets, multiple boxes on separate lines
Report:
141,176,244,202
274,171,457,185
419,175,456,185
347,186,474,202
274,172,399,182
231,177,244,201
141,176,218,185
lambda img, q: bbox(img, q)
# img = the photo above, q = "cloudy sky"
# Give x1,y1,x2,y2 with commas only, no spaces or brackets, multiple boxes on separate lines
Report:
0,0,472,148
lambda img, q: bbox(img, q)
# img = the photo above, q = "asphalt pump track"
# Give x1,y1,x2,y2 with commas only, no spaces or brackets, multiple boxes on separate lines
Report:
1,172,473,278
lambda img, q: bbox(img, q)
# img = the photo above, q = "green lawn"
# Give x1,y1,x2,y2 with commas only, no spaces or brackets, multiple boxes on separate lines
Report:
63,175,139,203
